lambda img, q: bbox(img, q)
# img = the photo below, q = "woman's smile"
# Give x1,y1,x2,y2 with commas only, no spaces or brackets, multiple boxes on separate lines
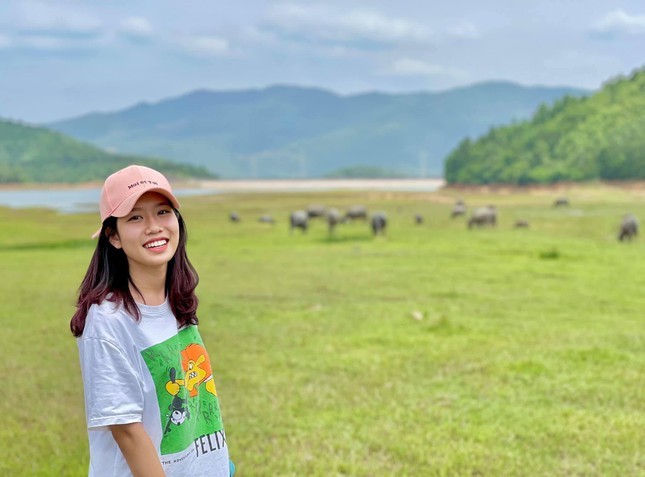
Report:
110,191,180,271
144,238,169,252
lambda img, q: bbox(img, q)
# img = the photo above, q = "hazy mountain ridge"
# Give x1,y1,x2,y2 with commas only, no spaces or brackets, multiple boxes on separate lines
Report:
445,68,645,184
0,119,215,183
47,82,588,179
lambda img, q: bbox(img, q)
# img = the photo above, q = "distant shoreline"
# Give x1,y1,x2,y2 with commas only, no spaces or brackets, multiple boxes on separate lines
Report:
4,178,645,194
0,178,446,192
196,178,445,192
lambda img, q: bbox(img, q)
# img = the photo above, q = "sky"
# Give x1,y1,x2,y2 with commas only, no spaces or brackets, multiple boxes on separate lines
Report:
1,0,644,123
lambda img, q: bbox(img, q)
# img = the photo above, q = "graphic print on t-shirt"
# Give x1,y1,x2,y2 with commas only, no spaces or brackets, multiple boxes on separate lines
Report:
141,327,224,455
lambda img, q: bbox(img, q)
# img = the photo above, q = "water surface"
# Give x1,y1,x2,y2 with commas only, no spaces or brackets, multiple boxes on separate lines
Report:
0,188,218,214
0,179,444,214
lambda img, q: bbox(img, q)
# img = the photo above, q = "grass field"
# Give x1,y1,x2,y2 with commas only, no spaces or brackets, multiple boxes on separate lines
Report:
1,183,643,476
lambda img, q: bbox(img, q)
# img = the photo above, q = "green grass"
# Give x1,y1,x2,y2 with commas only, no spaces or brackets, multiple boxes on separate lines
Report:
0,185,644,476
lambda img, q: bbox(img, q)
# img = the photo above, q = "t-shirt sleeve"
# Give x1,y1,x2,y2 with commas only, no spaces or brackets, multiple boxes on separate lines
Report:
79,337,144,430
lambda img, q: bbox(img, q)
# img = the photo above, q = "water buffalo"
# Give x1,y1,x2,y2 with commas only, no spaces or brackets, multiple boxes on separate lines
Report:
553,197,569,207
345,205,368,221
451,200,467,218
468,206,497,229
307,204,326,218
327,208,343,235
290,210,308,234
371,212,387,236
229,212,240,223
618,214,638,242
514,220,530,228
258,215,275,224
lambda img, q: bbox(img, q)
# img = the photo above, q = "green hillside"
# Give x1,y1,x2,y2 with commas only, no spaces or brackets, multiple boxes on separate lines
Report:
445,68,645,184
47,83,587,179
0,119,215,183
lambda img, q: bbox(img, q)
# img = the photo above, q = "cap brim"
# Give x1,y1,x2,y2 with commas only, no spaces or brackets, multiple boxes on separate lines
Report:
91,186,180,239
111,187,180,218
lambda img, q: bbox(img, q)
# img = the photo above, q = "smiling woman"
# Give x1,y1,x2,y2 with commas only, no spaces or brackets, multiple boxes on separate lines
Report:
69,165,235,477
108,193,180,301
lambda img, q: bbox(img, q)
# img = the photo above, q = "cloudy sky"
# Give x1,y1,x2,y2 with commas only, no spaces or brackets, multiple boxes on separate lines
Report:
1,0,644,123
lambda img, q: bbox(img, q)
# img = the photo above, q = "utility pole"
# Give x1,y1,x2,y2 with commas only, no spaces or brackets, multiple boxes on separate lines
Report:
250,155,258,179
297,151,308,178
418,151,428,178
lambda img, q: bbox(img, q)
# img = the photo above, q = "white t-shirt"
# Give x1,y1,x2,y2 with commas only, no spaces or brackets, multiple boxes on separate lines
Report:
78,299,230,477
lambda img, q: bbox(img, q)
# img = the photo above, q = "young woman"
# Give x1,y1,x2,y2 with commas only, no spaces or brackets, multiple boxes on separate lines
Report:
70,165,234,477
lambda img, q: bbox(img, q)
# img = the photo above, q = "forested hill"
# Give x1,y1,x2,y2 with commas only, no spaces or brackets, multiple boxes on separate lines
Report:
0,120,214,183
47,82,587,179
444,68,645,185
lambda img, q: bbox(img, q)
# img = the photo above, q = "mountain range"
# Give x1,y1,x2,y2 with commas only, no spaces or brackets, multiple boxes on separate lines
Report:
47,82,588,179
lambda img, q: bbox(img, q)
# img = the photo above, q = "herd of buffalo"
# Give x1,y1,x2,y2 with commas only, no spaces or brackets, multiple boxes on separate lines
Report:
229,204,388,236
228,196,639,241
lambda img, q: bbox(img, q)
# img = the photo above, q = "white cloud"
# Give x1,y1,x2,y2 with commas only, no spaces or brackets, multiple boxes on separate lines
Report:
267,3,432,45
19,35,69,50
178,35,231,57
543,50,617,70
5,0,106,51
592,9,645,35
339,11,431,43
17,34,105,51
240,25,279,45
17,1,102,36
447,22,480,40
0,34,12,49
119,17,153,39
386,58,464,78
319,45,361,59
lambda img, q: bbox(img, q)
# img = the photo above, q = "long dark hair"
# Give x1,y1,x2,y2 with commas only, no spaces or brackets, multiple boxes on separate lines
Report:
70,210,199,337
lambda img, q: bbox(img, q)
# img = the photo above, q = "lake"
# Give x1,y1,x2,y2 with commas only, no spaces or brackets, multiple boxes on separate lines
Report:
0,179,444,214
0,187,218,214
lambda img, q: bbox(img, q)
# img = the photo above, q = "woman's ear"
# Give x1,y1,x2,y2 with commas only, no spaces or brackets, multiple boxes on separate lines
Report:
106,227,122,249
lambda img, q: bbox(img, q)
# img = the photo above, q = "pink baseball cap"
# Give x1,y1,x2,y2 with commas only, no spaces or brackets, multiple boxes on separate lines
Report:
92,165,180,238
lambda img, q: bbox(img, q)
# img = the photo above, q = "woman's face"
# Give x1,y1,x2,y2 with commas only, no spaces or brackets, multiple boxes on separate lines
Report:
109,191,180,274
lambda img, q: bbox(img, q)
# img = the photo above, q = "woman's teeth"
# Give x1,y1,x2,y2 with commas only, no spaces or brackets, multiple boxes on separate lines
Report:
145,240,167,249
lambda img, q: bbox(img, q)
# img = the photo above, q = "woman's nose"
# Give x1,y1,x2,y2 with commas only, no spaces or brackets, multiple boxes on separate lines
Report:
146,218,163,234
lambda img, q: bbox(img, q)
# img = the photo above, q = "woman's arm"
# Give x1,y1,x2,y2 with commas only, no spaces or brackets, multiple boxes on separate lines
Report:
110,422,165,477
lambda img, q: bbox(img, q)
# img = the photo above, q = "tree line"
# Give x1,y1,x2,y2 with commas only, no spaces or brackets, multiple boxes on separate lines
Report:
444,67,645,184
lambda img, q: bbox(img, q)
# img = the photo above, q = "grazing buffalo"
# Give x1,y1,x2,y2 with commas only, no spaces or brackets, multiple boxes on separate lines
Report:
618,214,638,242
345,205,368,221
514,220,530,228
258,215,275,224
307,204,326,218
371,212,387,236
553,197,570,207
468,206,497,229
229,212,240,223
451,200,467,218
414,214,424,225
326,208,343,235
290,210,309,234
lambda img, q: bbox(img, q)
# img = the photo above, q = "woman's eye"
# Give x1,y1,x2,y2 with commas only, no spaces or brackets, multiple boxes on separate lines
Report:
128,215,142,221
159,209,171,215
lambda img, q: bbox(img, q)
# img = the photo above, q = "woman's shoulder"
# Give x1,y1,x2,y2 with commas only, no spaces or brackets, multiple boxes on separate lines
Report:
87,298,124,320
83,299,132,340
